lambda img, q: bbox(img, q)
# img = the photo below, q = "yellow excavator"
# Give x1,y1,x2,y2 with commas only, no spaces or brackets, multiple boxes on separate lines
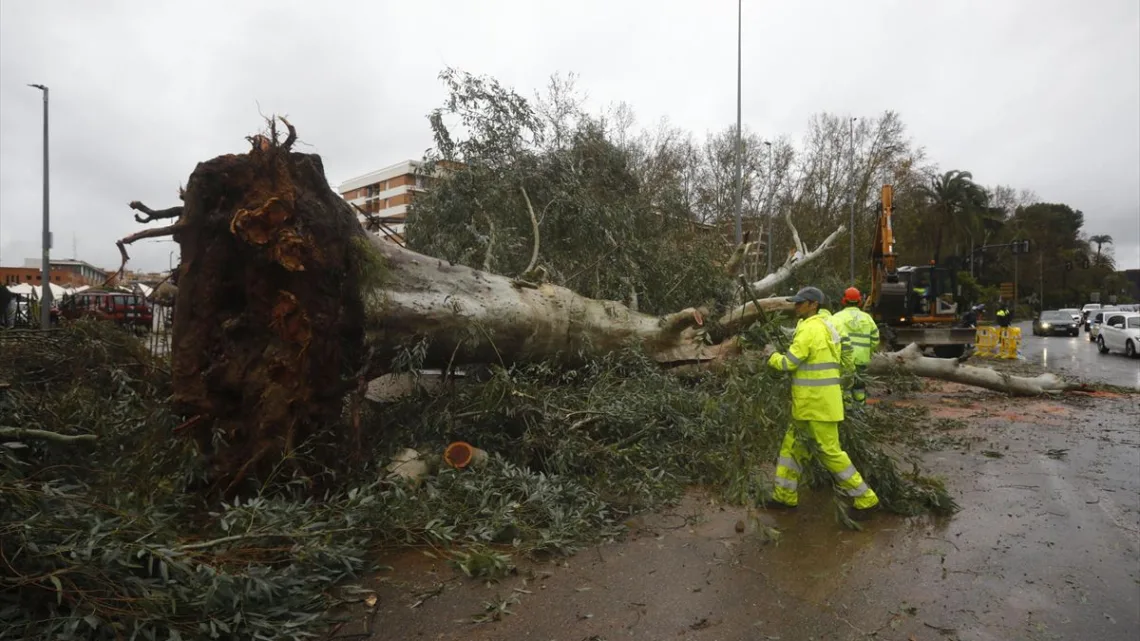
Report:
864,185,975,358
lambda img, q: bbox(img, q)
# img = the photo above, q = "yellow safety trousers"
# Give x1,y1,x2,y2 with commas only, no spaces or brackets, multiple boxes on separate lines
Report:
773,419,880,510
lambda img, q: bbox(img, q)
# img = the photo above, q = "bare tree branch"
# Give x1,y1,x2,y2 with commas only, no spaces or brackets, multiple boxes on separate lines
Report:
750,224,846,297
108,221,185,286
482,215,497,272
520,185,541,275
129,201,183,224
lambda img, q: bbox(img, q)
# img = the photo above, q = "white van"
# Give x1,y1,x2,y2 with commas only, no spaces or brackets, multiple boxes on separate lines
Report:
1081,303,1102,332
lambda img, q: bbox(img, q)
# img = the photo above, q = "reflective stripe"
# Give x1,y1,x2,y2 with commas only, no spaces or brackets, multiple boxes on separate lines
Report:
777,456,802,474
786,352,804,366
791,377,841,387
834,465,858,482
798,362,840,372
849,332,873,339
841,344,853,352
844,482,870,497
774,476,798,490
781,359,791,371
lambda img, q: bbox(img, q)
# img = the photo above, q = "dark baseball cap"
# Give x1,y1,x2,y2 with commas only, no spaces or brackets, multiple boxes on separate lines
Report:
789,286,826,304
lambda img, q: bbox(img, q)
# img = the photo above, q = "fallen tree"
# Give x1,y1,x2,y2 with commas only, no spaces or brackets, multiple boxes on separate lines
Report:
113,120,1075,488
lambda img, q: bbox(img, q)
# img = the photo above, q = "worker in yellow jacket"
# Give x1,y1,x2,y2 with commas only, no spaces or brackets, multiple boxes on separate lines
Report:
765,286,880,519
832,287,880,405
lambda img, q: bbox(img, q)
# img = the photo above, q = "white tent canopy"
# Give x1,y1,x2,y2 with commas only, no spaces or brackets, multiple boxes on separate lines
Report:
6,282,70,300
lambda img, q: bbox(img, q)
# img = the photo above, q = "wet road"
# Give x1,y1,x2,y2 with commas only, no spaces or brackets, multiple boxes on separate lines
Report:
1016,321,1139,390
366,388,1140,641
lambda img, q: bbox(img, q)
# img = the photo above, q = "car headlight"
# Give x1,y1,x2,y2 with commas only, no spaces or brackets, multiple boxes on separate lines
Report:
1041,323,1051,328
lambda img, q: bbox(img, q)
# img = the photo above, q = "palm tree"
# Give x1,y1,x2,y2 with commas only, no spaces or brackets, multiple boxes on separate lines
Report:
1089,234,1113,262
919,170,989,264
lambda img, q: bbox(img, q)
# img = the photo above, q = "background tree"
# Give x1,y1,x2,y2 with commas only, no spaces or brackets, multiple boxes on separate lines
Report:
1089,234,1114,266
917,170,989,264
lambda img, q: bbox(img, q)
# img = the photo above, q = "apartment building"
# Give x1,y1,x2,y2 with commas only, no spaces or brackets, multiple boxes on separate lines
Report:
338,160,430,245
338,159,465,245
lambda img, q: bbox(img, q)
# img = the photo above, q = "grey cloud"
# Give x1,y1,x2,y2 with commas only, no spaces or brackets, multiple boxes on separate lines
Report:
2,0,1136,273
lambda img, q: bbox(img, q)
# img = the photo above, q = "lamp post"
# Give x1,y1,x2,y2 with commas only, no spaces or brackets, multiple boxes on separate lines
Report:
29,84,51,329
848,116,857,283
764,140,773,273
733,0,743,245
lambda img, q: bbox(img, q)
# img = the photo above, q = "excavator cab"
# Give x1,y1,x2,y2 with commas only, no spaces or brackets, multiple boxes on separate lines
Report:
903,265,958,321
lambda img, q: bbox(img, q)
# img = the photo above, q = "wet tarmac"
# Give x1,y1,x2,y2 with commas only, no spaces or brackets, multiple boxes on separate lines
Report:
1016,321,1140,390
361,385,1139,641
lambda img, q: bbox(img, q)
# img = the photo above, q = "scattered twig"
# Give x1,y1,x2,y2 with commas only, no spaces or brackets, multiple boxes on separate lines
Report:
0,427,95,443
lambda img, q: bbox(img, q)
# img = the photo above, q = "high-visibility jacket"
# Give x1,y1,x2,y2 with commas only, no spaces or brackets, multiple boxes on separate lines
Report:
832,306,880,366
818,309,855,376
768,313,844,422
996,308,1011,327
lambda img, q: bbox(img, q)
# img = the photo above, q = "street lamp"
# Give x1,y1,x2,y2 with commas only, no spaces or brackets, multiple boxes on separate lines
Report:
733,0,743,245
848,116,857,283
764,140,773,273
28,84,50,329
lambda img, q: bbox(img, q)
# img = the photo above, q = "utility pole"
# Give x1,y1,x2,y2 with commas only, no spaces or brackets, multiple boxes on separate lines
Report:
733,0,743,245
764,140,773,274
1016,250,1026,310
29,84,51,329
848,117,857,283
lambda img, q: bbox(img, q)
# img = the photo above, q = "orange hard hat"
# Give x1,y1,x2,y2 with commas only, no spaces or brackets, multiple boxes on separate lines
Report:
842,287,862,304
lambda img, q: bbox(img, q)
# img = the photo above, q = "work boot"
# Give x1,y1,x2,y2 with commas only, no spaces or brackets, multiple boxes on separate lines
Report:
848,503,880,521
760,497,797,511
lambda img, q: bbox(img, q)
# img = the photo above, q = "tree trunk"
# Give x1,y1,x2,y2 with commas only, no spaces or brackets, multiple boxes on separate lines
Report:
364,239,793,371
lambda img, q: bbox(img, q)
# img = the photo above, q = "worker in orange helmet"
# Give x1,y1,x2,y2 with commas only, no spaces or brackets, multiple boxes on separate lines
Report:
831,287,880,406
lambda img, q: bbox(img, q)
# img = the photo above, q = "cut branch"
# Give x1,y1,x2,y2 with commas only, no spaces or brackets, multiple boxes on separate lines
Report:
867,344,1075,396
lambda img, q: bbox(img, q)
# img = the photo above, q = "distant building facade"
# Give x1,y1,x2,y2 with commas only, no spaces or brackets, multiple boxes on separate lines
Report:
2,258,109,287
337,159,462,245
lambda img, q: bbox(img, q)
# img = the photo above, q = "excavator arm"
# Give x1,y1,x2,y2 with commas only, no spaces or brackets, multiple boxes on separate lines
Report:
865,184,895,311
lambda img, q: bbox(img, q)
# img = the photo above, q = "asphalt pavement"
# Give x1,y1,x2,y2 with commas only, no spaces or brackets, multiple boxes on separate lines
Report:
1016,320,1139,390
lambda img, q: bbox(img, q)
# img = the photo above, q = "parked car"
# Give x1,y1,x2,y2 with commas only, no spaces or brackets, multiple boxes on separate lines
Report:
1097,312,1140,358
1081,303,1102,332
60,290,153,331
1058,307,1081,323
1087,307,1120,342
1032,310,1080,336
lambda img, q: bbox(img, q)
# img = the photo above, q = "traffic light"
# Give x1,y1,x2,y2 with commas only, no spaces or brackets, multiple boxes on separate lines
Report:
1011,239,1031,254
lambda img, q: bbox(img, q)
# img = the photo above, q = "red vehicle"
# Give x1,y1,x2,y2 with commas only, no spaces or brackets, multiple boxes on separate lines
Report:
60,290,153,331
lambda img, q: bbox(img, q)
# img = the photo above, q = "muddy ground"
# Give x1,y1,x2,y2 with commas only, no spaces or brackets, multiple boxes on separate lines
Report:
356,382,1139,641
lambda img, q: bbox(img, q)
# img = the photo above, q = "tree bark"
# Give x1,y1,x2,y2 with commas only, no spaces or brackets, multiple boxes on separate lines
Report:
363,239,794,371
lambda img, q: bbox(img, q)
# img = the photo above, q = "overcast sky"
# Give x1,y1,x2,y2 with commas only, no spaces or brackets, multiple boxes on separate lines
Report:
2,0,1137,273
